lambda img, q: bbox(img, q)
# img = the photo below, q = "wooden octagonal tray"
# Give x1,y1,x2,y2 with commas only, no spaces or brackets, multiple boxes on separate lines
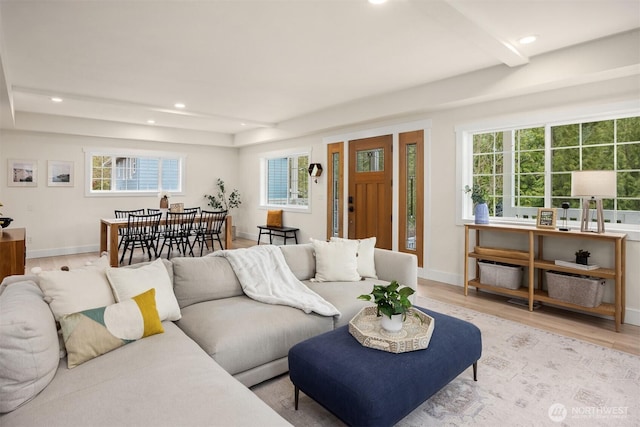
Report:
348,306,435,354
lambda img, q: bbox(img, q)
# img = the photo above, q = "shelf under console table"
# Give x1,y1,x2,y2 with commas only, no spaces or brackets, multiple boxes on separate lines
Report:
463,223,626,332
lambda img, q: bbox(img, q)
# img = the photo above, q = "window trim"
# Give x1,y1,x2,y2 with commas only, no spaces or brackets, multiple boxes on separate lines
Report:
260,148,312,212
83,148,186,197
456,101,640,241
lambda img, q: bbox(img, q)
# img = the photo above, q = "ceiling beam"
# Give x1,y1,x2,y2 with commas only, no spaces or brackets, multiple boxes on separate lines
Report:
411,0,529,67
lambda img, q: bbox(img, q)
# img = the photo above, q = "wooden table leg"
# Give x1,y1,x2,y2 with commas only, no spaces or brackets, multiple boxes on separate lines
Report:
224,215,232,249
109,224,119,267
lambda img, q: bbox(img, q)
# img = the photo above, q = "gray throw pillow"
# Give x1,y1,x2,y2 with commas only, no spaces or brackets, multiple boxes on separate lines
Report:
0,281,59,413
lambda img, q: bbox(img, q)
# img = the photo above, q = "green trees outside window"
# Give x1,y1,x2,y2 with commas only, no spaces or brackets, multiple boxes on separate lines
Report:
470,115,639,224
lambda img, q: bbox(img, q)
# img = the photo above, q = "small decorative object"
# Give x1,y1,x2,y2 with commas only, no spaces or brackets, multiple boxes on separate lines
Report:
0,202,13,235
308,163,323,183
536,208,557,229
159,194,169,209
349,306,435,353
464,184,489,224
8,159,38,187
169,203,184,213
47,160,74,187
559,201,570,231
575,249,590,265
357,281,419,333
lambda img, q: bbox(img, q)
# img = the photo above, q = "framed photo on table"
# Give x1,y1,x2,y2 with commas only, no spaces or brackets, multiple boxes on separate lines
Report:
536,208,557,229
47,160,74,187
7,159,37,187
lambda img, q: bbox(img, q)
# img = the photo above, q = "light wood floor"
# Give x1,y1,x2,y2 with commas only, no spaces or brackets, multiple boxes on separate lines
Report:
26,237,640,356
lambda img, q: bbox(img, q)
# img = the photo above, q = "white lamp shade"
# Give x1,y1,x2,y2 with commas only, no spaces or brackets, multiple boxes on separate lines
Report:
571,170,617,198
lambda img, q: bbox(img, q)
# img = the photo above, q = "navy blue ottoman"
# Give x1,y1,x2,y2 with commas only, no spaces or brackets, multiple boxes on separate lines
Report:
288,307,482,426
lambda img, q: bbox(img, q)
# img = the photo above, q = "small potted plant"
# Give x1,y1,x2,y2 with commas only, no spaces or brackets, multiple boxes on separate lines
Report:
464,184,489,224
358,281,418,332
575,249,590,265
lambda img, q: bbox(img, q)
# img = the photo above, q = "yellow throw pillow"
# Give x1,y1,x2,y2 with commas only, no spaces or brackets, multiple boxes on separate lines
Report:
60,288,164,368
266,209,283,228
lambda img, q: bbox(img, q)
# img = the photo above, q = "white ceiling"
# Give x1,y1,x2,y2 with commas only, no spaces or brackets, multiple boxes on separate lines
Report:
1,0,639,139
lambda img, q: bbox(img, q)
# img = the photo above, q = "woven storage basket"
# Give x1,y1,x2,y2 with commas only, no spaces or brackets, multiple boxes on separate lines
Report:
545,271,605,308
478,261,523,290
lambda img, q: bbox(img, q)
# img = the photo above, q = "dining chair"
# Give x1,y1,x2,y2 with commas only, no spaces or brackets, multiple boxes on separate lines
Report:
114,209,144,250
159,211,197,259
192,210,227,256
184,207,201,214
119,212,162,265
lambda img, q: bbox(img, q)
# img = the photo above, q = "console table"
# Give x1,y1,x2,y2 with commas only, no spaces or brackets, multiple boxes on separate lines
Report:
463,224,626,331
0,228,26,282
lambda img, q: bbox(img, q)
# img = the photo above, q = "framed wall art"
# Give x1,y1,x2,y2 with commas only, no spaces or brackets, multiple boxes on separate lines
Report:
7,159,37,187
48,160,74,187
536,208,557,229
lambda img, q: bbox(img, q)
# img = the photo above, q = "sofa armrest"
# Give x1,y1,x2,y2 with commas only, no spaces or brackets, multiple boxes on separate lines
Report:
373,249,418,291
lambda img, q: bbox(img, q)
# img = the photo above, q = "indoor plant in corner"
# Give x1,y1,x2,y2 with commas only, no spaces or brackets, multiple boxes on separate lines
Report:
204,178,242,240
358,281,418,332
464,184,489,224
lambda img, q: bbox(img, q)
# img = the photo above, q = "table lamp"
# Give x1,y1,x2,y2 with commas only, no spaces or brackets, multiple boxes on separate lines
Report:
571,170,616,233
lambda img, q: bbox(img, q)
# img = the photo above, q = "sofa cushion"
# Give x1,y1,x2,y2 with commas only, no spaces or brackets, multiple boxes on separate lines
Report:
60,288,164,368
106,258,181,321
331,236,378,279
311,238,360,282
171,255,243,308
0,281,59,413
177,296,333,376
279,243,315,281
37,255,114,321
306,279,382,328
0,322,289,427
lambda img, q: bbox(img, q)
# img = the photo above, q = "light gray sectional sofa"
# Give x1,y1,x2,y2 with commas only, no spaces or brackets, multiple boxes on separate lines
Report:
0,242,417,426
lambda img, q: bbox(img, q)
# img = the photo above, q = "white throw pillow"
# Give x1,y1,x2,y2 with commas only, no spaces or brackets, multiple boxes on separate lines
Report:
312,239,361,282
37,255,114,321
106,258,181,321
330,236,377,279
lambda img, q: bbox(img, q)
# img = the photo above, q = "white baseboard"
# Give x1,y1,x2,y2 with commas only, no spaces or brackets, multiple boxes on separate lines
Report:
27,245,100,259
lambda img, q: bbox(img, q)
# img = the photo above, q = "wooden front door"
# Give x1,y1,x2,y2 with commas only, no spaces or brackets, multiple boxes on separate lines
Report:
348,135,393,249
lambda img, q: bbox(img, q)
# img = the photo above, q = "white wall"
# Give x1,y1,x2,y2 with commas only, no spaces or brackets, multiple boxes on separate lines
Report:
0,129,238,257
237,76,640,326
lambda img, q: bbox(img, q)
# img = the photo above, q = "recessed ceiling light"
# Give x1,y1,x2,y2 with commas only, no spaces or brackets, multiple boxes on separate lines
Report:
174,102,186,109
240,122,247,126
518,35,537,45
51,97,63,103
368,0,387,4
147,119,156,124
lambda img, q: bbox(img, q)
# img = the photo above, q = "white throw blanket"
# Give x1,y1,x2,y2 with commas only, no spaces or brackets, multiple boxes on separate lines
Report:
213,245,340,317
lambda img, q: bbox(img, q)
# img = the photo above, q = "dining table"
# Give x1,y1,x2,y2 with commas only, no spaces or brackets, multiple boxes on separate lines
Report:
100,214,233,267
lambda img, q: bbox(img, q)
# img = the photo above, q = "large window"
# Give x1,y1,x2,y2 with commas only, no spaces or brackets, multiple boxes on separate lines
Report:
463,114,640,226
262,152,310,209
86,151,184,195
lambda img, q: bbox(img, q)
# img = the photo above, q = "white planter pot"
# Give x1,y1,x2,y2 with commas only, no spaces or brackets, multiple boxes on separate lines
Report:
380,313,404,332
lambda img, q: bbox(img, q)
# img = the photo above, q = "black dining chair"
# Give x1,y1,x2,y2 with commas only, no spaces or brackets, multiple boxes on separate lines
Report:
159,211,197,259
119,212,162,265
114,209,144,250
192,210,227,256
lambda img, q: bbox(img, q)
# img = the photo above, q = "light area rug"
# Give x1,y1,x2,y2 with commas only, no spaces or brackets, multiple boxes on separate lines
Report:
251,296,640,427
